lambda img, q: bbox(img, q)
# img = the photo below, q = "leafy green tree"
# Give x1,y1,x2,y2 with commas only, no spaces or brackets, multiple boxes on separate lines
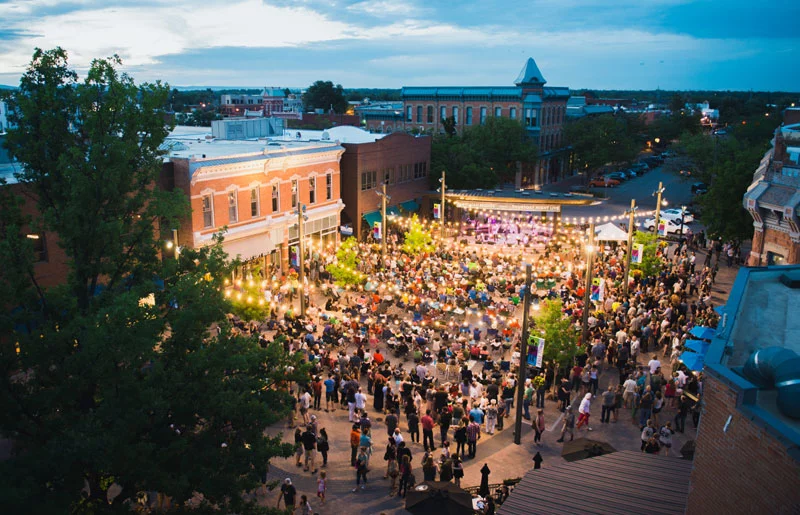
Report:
463,116,537,183
0,48,304,514
431,136,496,189
533,299,580,388
402,214,435,255
302,80,347,113
564,114,639,175
327,237,365,286
631,231,664,278
442,116,457,137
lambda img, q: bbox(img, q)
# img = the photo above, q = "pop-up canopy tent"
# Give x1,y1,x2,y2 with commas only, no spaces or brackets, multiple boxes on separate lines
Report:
594,222,629,242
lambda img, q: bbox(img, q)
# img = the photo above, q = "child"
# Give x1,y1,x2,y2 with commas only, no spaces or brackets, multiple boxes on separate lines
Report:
298,494,312,515
316,471,327,505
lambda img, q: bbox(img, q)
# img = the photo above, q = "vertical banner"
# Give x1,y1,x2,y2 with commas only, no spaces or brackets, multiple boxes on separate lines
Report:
631,243,644,264
591,277,604,302
657,219,666,236
433,203,441,219
535,337,546,368
373,221,382,240
290,245,299,267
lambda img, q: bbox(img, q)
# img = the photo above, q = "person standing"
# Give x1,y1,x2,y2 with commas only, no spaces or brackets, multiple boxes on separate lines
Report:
576,393,593,431
556,405,575,442
452,454,464,488
312,376,323,411
532,409,545,447
353,447,369,491
534,374,547,409
674,394,690,433
422,454,437,482
277,478,296,512
454,417,468,457
349,424,361,466
317,428,330,467
301,425,317,474
383,437,397,479
523,380,534,419
408,408,420,443
324,373,336,412
385,411,399,439
600,385,615,424
466,415,481,459
421,409,436,451
641,419,655,451
659,422,675,456
316,471,327,505
639,386,654,429
397,455,413,498
485,400,498,435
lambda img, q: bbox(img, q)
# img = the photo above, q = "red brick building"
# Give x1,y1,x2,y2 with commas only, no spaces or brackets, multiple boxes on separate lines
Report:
687,266,800,513
338,131,431,240
365,57,570,188
162,130,344,272
744,108,800,266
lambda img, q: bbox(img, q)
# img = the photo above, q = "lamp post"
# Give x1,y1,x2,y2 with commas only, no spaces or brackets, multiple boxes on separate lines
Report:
678,205,687,243
514,263,532,445
624,200,636,296
653,182,665,238
376,183,390,260
581,223,595,346
439,171,446,248
295,204,308,318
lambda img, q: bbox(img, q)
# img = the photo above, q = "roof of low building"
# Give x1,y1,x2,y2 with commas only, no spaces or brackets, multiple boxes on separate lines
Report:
498,451,692,515
514,57,547,85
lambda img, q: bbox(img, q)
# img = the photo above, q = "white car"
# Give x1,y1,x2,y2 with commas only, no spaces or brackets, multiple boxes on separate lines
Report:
643,217,692,236
660,208,694,224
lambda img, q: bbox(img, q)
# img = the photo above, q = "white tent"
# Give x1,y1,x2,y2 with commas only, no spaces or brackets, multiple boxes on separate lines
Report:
594,222,629,241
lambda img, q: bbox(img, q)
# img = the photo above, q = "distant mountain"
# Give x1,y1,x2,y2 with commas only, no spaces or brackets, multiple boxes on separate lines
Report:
0,85,17,90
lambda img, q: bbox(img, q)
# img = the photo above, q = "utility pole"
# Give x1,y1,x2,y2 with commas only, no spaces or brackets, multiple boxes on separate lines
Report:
581,222,595,346
624,200,636,295
514,263,532,445
381,182,388,259
654,182,665,238
297,204,307,318
439,171,446,247
679,205,687,244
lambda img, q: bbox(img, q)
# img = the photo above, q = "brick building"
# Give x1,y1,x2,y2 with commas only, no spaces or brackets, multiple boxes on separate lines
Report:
744,108,800,266
219,88,302,119
364,57,570,188
687,265,800,514
338,131,431,240
162,127,344,272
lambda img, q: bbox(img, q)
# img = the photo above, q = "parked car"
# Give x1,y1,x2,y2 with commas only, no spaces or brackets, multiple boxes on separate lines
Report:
643,217,692,236
589,177,620,187
661,208,695,224
692,182,708,194
605,172,628,182
631,162,649,173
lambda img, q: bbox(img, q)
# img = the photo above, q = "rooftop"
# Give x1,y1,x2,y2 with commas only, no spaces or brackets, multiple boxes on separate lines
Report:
514,57,547,85
274,125,385,144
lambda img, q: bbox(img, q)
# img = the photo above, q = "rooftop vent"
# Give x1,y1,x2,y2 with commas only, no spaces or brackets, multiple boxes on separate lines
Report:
742,346,800,419
779,274,800,289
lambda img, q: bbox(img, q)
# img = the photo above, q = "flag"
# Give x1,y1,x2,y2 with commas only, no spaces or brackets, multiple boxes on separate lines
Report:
657,218,667,236
433,203,441,219
631,243,644,264
534,337,546,368
373,221,382,240
591,277,605,302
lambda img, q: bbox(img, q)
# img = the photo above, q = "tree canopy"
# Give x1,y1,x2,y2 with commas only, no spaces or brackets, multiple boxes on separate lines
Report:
534,298,580,378
302,80,347,114
0,48,304,514
327,237,366,286
402,215,436,255
563,113,642,175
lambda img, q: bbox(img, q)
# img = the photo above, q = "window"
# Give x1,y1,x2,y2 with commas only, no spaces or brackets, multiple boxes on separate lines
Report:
308,177,316,204
27,234,48,262
510,107,517,119
480,107,487,125
326,173,332,200
291,179,298,208
406,106,412,122
398,164,411,183
361,170,377,191
416,105,422,123
228,191,238,223
452,106,459,124
466,106,473,125
202,194,214,228
413,161,428,179
427,106,434,123
384,167,394,185
250,187,260,217
271,184,280,212
495,107,502,118
440,106,447,123
525,108,538,127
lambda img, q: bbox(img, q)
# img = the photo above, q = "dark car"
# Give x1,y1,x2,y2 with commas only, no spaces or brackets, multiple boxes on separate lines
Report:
692,182,708,194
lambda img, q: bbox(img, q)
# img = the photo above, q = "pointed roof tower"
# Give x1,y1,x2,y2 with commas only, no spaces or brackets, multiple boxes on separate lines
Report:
514,57,547,86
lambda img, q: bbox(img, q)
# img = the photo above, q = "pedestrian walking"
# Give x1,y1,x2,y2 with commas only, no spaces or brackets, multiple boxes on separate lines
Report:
452,454,464,487
641,419,655,451
532,408,545,447
317,428,329,467
556,405,575,442
466,415,481,459
421,409,436,451
353,448,369,491
277,478,296,511
659,422,675,456
600,385,615,423
485,399,498,435
316,471,327,505
349,424,360,467
576,393,593,431
397,455,413,498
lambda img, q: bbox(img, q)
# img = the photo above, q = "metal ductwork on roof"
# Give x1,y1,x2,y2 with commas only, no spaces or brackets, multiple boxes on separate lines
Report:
743,346,800,419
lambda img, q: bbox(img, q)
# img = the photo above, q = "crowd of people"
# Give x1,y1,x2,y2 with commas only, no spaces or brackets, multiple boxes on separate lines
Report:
228,219,728,512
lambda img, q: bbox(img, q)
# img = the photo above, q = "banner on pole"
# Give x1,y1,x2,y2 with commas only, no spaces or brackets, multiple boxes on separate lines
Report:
657,219,666,236
373,221,382,240
590,277,605,302
528,337,545,368
631,243,644,264
433,203,441,219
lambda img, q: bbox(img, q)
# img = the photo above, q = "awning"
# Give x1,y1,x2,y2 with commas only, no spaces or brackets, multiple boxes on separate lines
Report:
680,352,705,371
684,339,710,354
387,205,401,216
689,326,716,340
362,210,382,228
594,222,628,242
223,235,276,261
401,199,420,212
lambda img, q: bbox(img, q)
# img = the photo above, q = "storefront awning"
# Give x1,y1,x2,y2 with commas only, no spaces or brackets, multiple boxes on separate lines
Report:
362,210,382,228
400,199,420,212
386,206,401,217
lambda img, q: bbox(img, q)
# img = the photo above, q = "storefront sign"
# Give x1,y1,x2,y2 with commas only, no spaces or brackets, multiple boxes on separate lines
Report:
455,200,562,213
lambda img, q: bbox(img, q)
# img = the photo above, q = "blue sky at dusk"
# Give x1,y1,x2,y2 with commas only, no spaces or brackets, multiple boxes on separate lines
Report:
0,0,798,91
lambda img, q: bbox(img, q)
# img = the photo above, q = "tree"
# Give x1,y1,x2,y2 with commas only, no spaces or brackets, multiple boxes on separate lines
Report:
463,117,537,183
631,231,665,279
401,215,435,255
564,114,639,175
533,299,580,389
302,80,347,114
0,48,304,513
327,237,366,286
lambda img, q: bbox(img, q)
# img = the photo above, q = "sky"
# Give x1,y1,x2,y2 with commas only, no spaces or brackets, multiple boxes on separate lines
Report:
0,0,798,92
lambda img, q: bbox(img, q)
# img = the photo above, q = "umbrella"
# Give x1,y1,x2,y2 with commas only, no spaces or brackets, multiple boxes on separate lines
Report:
689,326,716,340
684,339,710,354
405,481,473,515
479,463,491,497
680,352,705,371
561,438,617,462
714,305,726,315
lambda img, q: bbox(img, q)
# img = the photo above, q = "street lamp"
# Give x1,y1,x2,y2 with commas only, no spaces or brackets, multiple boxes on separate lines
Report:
294,204,309,317
514,263,532,445
376,183,390,260
678,205,687,243
581,223,596,346
653,182,665,238
438,171,446,248
624,200,637,296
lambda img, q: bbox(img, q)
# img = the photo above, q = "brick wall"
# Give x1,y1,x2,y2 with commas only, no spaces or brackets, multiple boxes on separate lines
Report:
687,373,800,514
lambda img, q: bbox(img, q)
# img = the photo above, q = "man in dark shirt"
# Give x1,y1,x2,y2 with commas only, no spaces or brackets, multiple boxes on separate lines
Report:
278,478,296,510
301,426,317,473
421,409,436,451
385,412,398,438
407,409,420,443
486,379,499,403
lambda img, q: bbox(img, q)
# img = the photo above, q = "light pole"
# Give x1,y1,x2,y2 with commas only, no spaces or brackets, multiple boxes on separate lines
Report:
439,171,446,247
624,200,636,296
514,263,532,445
376,183,390,260
679,205,687,243
653,182,665,238
295,204,308,317
581,223,595,346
